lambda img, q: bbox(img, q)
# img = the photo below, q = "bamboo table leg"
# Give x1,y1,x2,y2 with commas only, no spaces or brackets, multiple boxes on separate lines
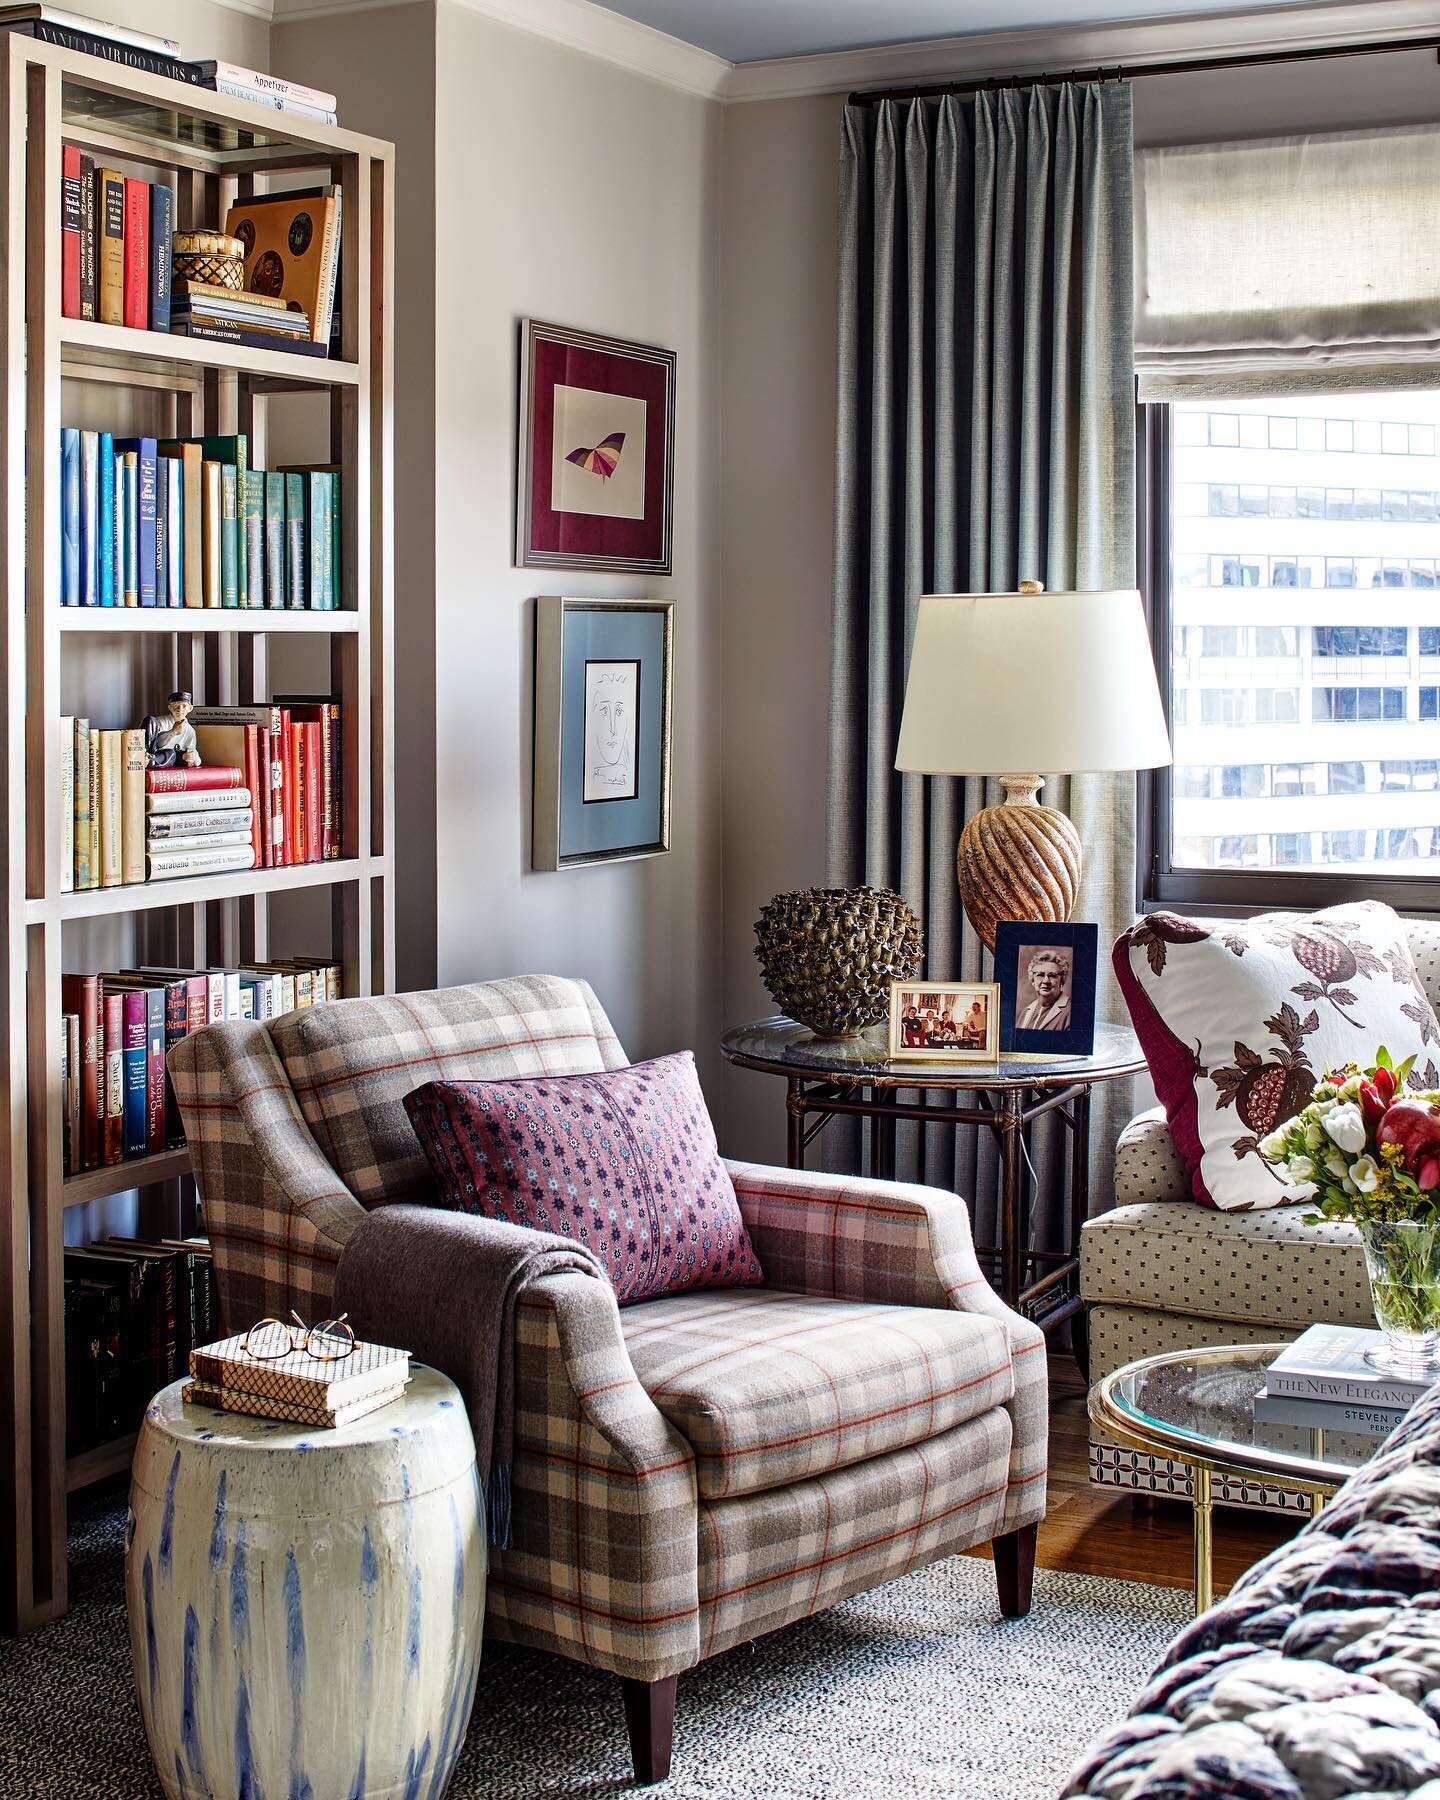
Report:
1192,1465,1214,1615
1309,1429,1327,1516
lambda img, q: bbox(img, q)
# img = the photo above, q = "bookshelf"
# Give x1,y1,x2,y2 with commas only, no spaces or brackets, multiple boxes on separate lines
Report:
0,36,395,1631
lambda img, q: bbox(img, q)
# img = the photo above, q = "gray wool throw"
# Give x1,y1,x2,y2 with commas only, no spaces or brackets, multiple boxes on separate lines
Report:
334,1204,607,1548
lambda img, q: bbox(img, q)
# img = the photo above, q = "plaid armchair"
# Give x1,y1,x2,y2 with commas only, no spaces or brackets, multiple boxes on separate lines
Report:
169,975,1048,1784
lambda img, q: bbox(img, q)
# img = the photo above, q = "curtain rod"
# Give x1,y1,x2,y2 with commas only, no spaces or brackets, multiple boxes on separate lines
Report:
846,31,1440,106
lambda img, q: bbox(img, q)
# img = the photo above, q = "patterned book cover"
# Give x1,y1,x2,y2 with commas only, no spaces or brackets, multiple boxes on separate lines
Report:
189,1332,409,1407
183,1378,409,1430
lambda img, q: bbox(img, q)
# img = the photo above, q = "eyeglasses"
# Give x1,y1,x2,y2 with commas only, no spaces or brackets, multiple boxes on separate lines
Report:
242,1309,356,1363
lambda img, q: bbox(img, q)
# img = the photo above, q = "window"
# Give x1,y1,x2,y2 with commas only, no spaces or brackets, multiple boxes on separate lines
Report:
1145,388,1440,905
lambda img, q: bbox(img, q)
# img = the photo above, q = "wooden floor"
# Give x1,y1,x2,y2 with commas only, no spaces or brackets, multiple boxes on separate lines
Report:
967,1355,1297,1597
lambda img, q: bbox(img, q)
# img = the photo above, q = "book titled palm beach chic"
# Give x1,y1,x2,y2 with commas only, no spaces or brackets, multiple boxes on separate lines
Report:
185,1332,410,1430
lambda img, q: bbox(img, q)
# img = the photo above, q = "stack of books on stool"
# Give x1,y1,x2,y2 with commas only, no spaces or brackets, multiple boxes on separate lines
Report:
183,1332,411,1429
1254,1322,1434,1437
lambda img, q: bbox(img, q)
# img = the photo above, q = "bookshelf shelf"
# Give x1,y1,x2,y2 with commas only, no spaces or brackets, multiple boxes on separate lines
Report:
1,35,395,1631
58,607,360,633
60,318,360,389
63,1148,193,1209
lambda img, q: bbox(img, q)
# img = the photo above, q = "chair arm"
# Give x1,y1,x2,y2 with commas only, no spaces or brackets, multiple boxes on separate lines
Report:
168,1020,366,1328
1114,1107,1191,1206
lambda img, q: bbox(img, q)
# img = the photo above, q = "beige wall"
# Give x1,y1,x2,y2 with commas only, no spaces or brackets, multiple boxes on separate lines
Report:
78,0,267,65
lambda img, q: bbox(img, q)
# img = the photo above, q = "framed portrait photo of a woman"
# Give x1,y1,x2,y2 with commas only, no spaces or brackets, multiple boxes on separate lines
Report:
996,920,1098,1056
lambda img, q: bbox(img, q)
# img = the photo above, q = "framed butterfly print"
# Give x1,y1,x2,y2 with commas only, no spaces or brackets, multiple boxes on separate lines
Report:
517,320,676,575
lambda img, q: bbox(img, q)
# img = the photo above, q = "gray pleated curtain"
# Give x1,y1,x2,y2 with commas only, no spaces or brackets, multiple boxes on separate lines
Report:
827,81,1138,1256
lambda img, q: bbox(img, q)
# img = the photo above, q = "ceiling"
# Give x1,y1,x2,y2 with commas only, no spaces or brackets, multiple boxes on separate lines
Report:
586,0,1322,64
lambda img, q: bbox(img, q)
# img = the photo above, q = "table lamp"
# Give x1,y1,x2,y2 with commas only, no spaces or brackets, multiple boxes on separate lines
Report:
893,582,1172,950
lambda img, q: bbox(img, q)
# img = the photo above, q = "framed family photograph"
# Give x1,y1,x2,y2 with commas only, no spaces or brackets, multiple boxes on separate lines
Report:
995,921,1099,1056
517,319,676,575
888,980,999,1063
532,598,673,870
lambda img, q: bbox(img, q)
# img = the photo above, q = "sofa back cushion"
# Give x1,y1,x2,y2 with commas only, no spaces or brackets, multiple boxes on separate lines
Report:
1114,900,1440,1212
404,1051,765,1302
271,975,627,1208
1408,920,1440,1016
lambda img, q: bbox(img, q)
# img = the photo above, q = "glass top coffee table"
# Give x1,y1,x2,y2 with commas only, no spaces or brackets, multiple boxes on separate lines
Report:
1090,1344,1380,1613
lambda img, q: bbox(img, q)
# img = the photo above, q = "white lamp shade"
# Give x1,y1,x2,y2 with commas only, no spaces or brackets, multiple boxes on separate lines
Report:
893,588,1173,777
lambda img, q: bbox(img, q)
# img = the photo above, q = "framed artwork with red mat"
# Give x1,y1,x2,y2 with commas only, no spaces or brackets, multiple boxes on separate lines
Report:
517,319,676,575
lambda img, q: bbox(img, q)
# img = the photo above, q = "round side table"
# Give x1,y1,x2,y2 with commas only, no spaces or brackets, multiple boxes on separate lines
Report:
125,1365,484,1800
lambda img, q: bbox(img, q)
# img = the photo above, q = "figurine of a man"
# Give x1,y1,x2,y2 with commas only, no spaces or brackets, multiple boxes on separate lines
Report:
145,690,201,768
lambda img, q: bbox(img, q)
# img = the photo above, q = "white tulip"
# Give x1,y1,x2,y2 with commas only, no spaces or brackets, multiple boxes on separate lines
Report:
1286,1154,1316,1184
1324,1152,1350,1182
1322,1102,1368,1155
1350,1155,1381,1195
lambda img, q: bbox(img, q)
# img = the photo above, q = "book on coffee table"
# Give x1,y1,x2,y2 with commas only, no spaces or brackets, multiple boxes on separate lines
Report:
1253,1385,1409,1437
1267,1323,1433,1410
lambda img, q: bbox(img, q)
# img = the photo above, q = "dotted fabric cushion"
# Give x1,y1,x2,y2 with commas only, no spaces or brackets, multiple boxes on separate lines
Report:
1114,1108,1190,1205
1113,900,1440,1211
404,1050,764,1303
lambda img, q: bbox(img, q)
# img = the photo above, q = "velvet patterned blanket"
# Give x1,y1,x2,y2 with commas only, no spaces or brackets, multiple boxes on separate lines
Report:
1065,1388,1440,1799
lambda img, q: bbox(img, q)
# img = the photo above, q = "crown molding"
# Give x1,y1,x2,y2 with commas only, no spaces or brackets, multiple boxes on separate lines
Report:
267,0,731,98
722,0,1440,103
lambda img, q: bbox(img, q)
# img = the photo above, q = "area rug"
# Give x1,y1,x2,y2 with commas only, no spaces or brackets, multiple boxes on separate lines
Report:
1,1499,1188,1799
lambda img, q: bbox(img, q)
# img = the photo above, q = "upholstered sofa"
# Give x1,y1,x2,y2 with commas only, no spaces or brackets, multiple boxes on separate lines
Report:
168,974,1048,1785
1082,918,1440,1513
1065,1384,1440,1797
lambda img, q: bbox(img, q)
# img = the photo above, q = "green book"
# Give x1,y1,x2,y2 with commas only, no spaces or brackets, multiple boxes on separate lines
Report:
329,471,341,611
220,464,238,608
242,469,265,610
307,472,328,611
199,435,248,606
264,470,286,610
284,472,305,609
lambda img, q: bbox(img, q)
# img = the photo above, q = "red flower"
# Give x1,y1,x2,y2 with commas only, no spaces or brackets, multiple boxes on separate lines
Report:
1373,1065,1398,1103
1359,1082,1387,1130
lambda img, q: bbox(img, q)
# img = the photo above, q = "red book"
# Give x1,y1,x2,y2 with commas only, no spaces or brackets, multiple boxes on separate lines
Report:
61,145,82,319
280,710,297,866
303,722,321,866
290,721,307,862
146,765,244,794
61,973,101,1171
243,726,265,869
122,177,149,329
101,992,124,1167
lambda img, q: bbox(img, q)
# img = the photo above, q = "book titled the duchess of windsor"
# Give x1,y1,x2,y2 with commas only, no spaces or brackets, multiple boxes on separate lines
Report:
189,1332,410,1412
1268,1323,1434,1408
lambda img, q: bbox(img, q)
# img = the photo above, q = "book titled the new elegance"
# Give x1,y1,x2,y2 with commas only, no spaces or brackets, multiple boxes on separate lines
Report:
1267,1323,1435,1409
1253,1386,1409,1437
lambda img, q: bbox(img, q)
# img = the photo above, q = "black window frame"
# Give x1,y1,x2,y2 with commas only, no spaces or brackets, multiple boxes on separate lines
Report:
1136,402,1440,918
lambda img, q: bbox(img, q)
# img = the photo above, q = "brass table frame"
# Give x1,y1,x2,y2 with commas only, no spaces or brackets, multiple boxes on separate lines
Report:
1090,1344,1354,1613
721,1022,1145,1368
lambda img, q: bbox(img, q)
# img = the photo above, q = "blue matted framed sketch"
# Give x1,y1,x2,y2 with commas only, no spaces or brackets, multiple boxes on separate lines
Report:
996,920,1099,1056
532,597,673,869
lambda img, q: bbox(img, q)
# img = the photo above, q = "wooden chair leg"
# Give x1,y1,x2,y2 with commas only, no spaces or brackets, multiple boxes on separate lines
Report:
621,1674,677,1785
993,1522,1039,1619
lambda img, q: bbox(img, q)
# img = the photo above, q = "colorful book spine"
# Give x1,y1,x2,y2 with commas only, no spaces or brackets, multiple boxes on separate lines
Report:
121,728,147,885
220,464,239,607
164,456,183,605
96,167,124,327
78,152,95,322
60,428,79,605
330,471,341,608
155,465,167,606
146,766,246,795
120,450,138,606
61,144,81,319
285,472,305,609
146,844,256,881
72,717,91,889
119,990,147,1159
79,429,98,606
101,991,124,1165
141,987,165,1154
115,438,157,607
201,460,222,607
122,177,149,331
87,730,100,884
97,431,114,606
59,714,74,893
243,470,265,609
307,472,329,609
148,183,172,332
98,729,123,886
265,470,285,609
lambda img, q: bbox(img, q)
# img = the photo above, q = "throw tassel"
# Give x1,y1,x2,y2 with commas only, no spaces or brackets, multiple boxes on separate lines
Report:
486,1462,513,1550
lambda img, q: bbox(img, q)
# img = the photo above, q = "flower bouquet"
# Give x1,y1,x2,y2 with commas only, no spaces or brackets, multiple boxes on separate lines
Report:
1259,1048,1440,1376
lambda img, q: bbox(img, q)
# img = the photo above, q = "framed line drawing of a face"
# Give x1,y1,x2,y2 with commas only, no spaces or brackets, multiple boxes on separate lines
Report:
583,659,640,803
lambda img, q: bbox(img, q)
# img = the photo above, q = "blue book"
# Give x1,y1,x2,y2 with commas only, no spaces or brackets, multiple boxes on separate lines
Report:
155,464,166,606
60,428,79,605
148,183,172,333
97,430,114,606
79,430,98,606
115,437,157,606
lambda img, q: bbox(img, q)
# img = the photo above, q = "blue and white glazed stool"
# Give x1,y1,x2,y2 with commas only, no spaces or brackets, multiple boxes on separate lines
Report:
125,1365,484,1800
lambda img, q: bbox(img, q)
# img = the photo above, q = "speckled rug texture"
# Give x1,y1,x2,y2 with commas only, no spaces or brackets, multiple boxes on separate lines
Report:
0,1498,1188,1799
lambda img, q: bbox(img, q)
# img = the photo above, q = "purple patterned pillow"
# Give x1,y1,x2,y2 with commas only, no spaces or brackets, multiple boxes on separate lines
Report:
403,1051,764,1302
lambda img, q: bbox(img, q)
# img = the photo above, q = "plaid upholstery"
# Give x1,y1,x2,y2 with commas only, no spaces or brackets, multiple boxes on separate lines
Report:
620,1289,1013,1499
697,1408,1013,1661
172,978,1048,1687
270,976,627,1210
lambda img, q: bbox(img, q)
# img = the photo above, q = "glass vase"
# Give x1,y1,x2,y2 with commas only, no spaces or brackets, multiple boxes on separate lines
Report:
1359,1218,1440,1376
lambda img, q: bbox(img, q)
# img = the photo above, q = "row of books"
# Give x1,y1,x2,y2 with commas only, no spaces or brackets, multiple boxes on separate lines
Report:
59,429,341,610
4,9,339,124
185,1333,410,1430
64,1234,218,1455
1254,1323,1432,1437
60,149,339,354
62,958,343,1175
60,702,343,892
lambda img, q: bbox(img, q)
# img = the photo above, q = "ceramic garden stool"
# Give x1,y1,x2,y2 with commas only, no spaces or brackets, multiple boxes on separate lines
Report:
125,1364,484,1800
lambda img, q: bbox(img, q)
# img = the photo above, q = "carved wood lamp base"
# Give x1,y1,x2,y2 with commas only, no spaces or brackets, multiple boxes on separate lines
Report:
956,774,1081,952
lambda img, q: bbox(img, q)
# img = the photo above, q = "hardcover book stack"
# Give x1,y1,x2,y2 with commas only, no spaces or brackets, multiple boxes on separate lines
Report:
59,428,341,610
189,61,337,127
0,7,197,83
185,1333,411,1429
1254,1323,1432,1437
64,1234,218,1455
60,958,343,1177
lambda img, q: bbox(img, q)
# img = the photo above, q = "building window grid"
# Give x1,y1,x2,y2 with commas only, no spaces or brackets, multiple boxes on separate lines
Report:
1187,411,1437,458
1204,482,1440,524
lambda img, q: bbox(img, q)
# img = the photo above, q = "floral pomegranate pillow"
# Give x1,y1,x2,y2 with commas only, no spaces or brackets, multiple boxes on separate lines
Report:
1113,901,1440,1211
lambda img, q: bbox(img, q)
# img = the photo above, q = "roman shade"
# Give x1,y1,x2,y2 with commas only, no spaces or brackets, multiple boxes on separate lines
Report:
1136,122,1440,398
